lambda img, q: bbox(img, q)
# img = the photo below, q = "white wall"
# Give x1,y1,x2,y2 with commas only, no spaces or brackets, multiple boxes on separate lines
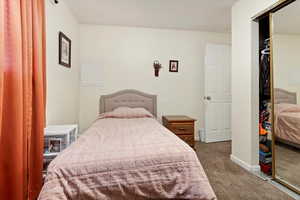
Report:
79,25,231,136
45,1,80,125
273,34,300,103
231,0,279,167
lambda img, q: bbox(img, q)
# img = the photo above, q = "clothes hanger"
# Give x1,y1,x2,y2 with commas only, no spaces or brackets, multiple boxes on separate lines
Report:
261,48,270,55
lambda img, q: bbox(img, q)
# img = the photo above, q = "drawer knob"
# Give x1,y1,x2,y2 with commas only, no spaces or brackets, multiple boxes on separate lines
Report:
178,128,186,131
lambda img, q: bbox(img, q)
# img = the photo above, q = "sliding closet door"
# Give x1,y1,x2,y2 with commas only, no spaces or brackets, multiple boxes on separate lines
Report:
204,43,232,143
271,0,300,194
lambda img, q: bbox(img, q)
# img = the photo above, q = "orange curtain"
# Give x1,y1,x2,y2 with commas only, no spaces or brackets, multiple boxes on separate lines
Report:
0,0,46,199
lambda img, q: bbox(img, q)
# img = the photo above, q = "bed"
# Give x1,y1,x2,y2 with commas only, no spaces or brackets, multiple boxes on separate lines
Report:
274,88,300,148
38,89,216,200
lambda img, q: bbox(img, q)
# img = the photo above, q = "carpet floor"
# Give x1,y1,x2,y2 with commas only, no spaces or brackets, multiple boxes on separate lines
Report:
195,141,294,200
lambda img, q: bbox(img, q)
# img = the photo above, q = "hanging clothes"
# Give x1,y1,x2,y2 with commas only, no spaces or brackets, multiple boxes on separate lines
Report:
259,39,270,99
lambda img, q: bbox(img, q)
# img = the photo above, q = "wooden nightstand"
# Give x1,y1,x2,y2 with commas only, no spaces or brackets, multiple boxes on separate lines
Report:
162,115,196,148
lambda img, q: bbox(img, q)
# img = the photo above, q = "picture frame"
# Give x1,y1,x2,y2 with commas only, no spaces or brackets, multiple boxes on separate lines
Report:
59,32,71,68
48,138,62,153
169,60,179,72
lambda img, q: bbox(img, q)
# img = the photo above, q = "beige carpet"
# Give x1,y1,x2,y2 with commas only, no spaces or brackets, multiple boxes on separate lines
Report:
195,141,294,200
275,143,300,190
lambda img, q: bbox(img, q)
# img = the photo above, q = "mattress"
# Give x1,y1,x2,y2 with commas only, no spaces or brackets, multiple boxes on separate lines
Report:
38,117,216,200
275,104,300,145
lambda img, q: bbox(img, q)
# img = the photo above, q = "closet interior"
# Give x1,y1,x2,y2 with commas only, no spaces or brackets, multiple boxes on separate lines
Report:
258,15,272,176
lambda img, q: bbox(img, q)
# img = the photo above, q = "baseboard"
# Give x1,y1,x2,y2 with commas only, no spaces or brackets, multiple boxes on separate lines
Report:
204,131,231,143
230,154,260,172
205,138,231,143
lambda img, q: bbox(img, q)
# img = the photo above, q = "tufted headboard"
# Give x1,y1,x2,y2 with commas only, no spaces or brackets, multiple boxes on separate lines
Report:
99,89,157,117
274,88,297,104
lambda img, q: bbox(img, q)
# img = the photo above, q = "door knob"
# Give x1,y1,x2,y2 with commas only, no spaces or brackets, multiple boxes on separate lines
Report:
204,96,211,100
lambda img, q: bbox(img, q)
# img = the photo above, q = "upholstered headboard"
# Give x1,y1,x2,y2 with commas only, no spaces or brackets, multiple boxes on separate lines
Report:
99,89,157,117
274,88,297,104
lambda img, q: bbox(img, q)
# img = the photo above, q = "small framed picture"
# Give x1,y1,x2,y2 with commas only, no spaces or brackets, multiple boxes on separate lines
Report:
48,138,61,153
59,32,71,68
169,60,179,72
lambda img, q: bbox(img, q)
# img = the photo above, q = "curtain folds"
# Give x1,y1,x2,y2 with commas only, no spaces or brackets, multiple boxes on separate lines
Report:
0,0,46,199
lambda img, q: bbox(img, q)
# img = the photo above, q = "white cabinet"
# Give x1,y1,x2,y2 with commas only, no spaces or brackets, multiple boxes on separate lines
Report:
43,124,78,172
44,124,78,155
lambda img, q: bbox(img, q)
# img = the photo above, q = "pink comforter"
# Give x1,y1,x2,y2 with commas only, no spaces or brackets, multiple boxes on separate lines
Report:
275,104,300,145
38,118,216,200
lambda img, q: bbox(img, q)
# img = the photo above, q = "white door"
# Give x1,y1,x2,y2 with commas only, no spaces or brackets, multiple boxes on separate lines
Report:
204,43,231,143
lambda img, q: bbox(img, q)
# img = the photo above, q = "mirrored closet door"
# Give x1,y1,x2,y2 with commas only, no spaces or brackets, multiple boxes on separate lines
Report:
271,0,300,194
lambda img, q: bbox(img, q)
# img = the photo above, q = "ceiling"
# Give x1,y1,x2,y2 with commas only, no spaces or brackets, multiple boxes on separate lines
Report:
273,0,300,35
64,0,238,33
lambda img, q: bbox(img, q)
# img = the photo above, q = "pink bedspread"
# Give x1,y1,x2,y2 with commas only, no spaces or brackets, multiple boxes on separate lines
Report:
38,118,216,200
275,104,300,145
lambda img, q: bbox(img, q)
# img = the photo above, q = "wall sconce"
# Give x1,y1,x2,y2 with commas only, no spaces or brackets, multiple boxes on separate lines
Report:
153,60,162,77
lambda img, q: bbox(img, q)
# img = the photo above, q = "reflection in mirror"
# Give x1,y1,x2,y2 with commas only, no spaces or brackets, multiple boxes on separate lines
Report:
273,0,300,193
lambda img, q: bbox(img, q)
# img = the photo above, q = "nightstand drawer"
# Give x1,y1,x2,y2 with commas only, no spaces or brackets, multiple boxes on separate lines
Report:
177,134,194,146
167,123,194,135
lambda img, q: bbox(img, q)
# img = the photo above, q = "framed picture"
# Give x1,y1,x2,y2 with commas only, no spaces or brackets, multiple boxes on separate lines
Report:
48,138,61,153
59,32,71,68
169,60,179,72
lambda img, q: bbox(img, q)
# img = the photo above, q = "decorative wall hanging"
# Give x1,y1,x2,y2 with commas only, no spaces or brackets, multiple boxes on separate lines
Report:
59,32,71,68
169,60,179,72
153,60,162,77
